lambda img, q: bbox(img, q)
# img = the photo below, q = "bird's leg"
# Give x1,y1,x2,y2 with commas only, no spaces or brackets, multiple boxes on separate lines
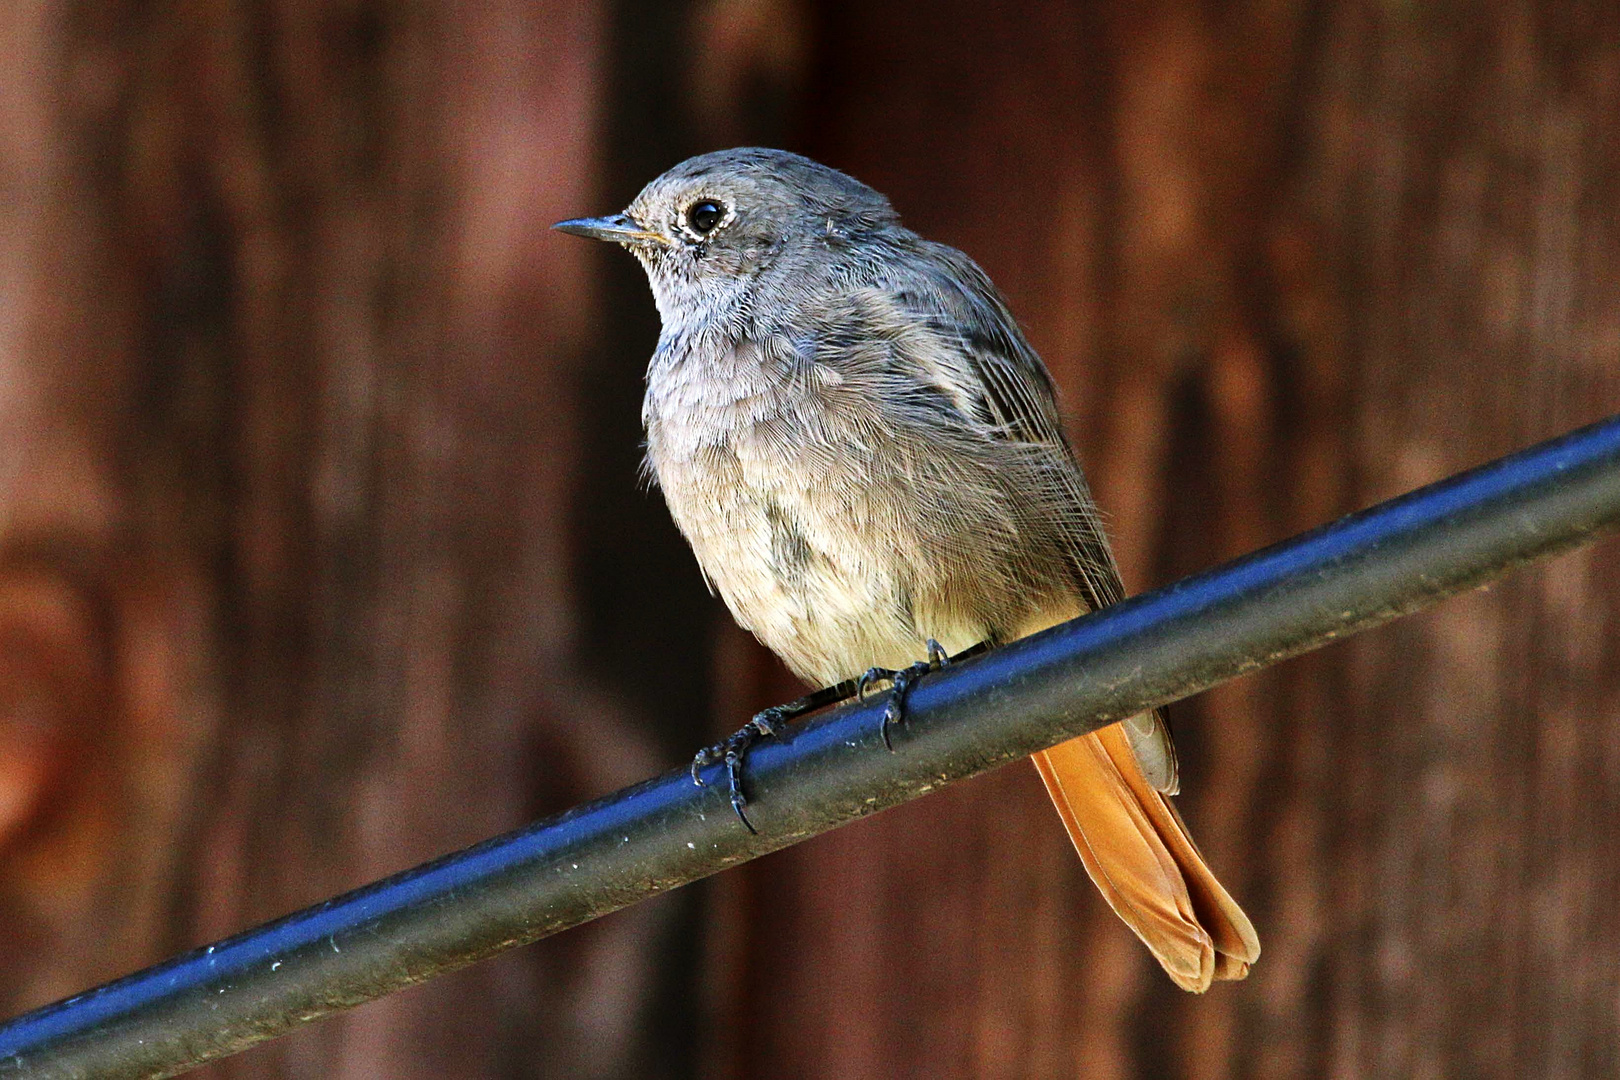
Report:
692,640,990,832
858,638,954,751
691,676,858,834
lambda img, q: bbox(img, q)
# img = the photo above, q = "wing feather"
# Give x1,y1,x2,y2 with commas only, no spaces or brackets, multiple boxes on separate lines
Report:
889,241,1179,793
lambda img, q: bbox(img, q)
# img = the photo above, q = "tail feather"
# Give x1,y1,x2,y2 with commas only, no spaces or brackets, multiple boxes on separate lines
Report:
1032,724,1259,992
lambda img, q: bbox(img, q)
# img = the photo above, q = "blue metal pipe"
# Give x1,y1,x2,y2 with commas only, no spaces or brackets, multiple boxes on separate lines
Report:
5,413,1620,1079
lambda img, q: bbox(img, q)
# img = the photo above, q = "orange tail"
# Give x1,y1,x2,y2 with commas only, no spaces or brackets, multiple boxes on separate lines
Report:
1032,724,1260,992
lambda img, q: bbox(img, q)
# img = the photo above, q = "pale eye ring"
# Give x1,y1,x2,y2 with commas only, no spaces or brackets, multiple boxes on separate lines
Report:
686,200,725,234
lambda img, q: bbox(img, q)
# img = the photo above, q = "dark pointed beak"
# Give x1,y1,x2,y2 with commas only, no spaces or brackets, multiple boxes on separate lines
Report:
551,212,670,246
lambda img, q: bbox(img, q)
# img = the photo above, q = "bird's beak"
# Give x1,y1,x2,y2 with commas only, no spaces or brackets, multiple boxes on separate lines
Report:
551,212,670,246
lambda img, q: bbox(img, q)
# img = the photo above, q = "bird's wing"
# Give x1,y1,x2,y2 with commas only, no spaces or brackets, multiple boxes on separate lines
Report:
872,244,1260,989
892,240,1179,794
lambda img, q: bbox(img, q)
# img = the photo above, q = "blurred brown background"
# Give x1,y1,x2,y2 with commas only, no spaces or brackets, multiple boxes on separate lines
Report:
2,0,1619,1076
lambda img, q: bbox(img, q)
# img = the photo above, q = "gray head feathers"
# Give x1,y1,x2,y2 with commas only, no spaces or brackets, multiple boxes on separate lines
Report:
615,149,905,333
628,148,899,246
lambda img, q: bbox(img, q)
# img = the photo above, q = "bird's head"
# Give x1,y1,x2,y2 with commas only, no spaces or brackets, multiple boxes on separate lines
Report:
554,148,899,333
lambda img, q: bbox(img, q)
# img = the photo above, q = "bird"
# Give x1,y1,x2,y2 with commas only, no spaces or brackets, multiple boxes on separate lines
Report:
554,147,1258,992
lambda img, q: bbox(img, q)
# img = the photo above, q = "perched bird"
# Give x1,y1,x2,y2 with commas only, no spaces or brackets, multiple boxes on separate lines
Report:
555,148,1258,991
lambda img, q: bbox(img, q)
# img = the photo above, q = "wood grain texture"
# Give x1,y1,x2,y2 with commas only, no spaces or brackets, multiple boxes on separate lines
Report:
708,0,1620,1077
1,0,1618,1077
0,2,692,1077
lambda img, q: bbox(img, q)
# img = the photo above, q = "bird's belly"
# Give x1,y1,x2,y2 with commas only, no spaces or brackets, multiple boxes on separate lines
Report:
653,445,987,686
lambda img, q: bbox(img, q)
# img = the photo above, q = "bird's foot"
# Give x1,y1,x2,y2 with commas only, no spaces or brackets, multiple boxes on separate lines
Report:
690,639,985,830
858,638,951,751
689,706,791,835
690,678,858,834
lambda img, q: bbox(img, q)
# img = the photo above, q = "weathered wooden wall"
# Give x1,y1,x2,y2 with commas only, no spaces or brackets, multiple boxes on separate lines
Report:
1,0,1617,1077
0,2,694,1077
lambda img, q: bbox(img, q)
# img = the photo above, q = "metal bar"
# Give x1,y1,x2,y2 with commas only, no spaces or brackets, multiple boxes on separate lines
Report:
5,413,1620,1079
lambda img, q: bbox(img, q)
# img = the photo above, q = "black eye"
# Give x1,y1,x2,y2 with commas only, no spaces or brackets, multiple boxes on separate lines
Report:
687,200,724,234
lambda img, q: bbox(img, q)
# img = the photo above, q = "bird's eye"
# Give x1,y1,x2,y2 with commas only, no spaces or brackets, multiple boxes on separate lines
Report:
687,200,725,234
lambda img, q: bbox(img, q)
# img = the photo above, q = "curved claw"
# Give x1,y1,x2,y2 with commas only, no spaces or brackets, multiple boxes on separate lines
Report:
874,641,952,750
877,660,930,750
690,745,718,787
725,750,758,834
858,667,892,702
881,694,902,751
